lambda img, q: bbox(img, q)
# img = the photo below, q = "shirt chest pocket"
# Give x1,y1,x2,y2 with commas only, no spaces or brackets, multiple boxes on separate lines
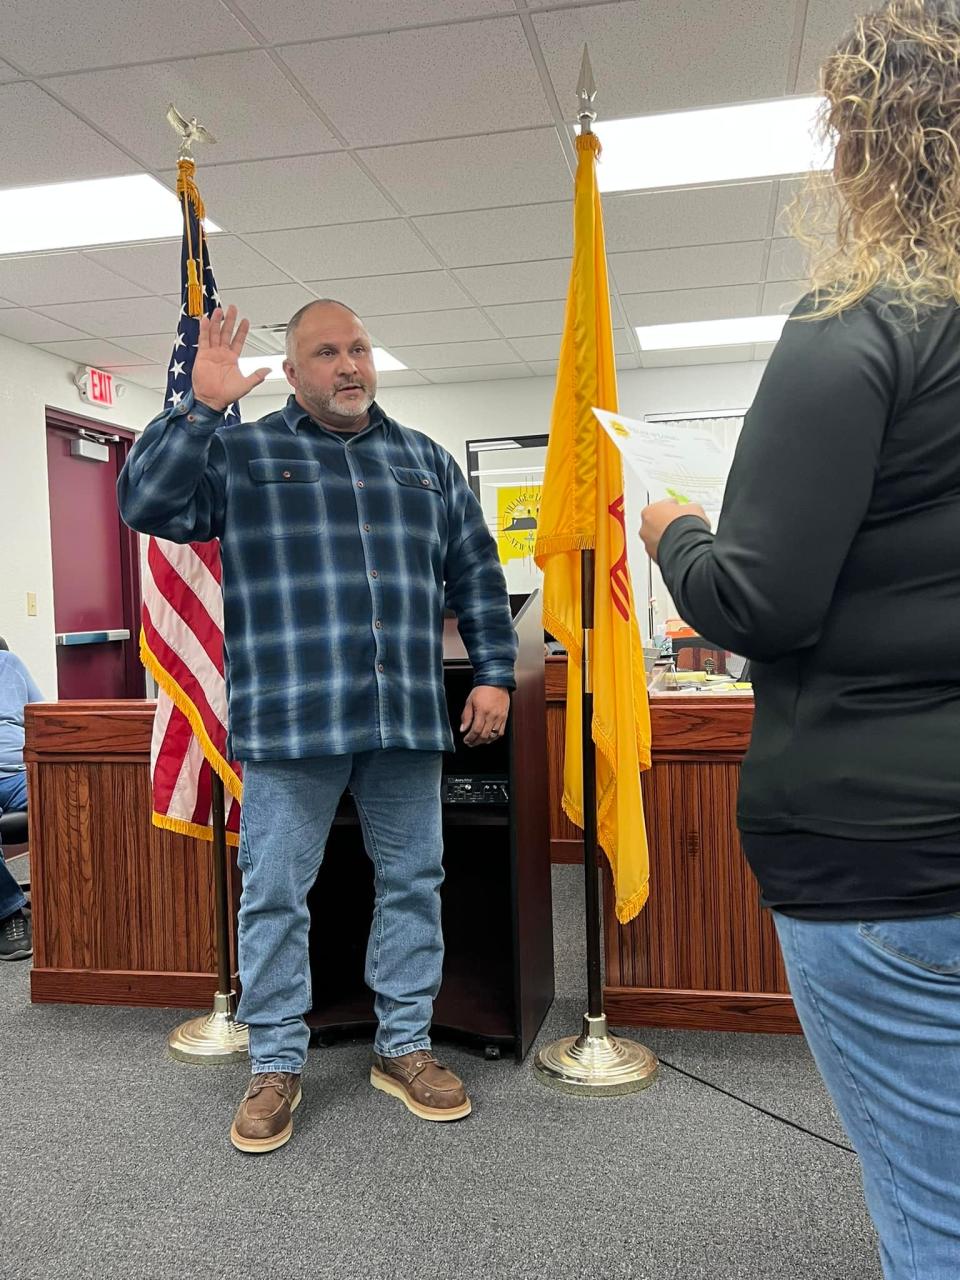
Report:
247,458,326,536
390,466,444,545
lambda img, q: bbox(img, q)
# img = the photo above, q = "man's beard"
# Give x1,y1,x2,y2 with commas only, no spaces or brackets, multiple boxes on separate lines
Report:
312,381,375,421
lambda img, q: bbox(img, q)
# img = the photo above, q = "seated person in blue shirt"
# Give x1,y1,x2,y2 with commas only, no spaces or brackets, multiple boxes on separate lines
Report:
118,300,517,1154
0,640,43,961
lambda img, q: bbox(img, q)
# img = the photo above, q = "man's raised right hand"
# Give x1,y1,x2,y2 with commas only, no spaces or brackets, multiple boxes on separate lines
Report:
191,305,271,413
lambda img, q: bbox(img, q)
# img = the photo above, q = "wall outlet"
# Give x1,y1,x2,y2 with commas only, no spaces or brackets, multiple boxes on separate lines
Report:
26,592,37,617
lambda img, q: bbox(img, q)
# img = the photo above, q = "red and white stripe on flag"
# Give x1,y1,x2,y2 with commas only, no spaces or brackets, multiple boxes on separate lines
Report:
141,535,242,845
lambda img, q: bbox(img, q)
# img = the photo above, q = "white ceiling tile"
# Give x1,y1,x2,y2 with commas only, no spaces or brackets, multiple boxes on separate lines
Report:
616,353,640,370
775,177,808,230
36,337,148,368
199,282,316,330
375,369,431,387
762,280,806,314
277,19,552,147
0,309,90,343
415,203,570,268
454,259,571,305
116,333,189,364
795,0,861,92
197,155,396,233
765,237,809,283
640,346,758,368
303,271,471,314
366,308,498,346
603,183,775,254
35,296,182,339
0,253,149,306
534,1,795,120
3,0,256,75
0,58,22,82
390,339,520,369
0,83,134,189
611,241,767,295
624,284,761,327
239,0,514,40
85,236,289,294
511,329,632,361
753,342,778,360
245,221,439,280
528,361,559,378
425,364,533,383
46,52,340,168
484,300,568,337
357,128,571,215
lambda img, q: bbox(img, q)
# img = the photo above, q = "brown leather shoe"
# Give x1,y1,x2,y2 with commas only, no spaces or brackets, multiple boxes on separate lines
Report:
370,1050,471,1122
230,1072,302,1153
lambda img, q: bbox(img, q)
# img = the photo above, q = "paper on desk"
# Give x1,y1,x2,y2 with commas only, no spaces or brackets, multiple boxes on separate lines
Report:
593,407,732,526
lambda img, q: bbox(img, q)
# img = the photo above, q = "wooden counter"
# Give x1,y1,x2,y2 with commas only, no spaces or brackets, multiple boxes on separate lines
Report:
27,661,796,1035
546,658,798,1034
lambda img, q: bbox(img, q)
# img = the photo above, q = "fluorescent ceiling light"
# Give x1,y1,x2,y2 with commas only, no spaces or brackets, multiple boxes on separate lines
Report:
470,440,521,451
0,174,220,255
239,348,407,380
594,95,832,193
635,315,788,351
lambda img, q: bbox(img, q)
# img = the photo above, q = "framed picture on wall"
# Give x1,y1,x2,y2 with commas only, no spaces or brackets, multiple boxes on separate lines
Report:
465,433,549,618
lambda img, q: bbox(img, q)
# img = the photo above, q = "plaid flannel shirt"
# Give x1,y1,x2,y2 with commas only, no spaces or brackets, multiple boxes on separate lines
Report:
118,392,517,760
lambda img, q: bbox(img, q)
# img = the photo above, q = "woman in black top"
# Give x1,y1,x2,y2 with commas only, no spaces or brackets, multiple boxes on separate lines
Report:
641,4,960,1277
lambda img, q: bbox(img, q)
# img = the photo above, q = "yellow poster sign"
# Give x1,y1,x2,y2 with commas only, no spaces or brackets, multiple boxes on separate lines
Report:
497,485,542,563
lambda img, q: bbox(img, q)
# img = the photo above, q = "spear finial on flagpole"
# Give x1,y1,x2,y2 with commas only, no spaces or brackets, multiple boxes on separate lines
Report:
576,45,597,135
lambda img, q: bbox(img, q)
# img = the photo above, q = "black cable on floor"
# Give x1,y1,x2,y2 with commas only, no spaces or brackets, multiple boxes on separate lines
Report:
656,1055,856,1154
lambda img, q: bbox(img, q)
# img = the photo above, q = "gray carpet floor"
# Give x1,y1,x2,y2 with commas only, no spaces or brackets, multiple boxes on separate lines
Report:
2,865,881,1280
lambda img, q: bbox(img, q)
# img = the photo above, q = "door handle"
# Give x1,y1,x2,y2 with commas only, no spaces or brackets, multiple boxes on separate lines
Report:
55,629,131,646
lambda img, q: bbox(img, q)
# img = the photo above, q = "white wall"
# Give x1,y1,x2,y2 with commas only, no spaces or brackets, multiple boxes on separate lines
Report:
1,341,766,691
0,333,163,693
248,359,766,464
249,359,767,640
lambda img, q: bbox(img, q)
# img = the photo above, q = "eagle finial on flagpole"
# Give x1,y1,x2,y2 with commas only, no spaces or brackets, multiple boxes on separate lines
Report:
166,103,217,159
576,45,597,135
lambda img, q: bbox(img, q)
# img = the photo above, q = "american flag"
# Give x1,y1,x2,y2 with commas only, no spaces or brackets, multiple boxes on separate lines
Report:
139,158,242,844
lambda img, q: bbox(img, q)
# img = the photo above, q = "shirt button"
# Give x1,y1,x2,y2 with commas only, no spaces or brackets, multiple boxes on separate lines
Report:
377,663,385,673
363,523,371,532
282,470,291,479
370,570,379,579
375,620,382,629
420,478,430,487
187,414,196,423
357,480,365,489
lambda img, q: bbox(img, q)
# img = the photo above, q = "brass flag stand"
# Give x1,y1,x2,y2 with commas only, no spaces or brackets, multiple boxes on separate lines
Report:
534,51,658,1096
159,104,248,1065
169,774,248,1063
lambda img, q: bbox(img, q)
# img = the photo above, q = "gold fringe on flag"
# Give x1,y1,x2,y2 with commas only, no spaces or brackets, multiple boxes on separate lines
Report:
176,157,206,318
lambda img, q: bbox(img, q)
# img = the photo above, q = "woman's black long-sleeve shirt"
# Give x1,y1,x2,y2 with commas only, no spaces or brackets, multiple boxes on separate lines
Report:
657,292,960,919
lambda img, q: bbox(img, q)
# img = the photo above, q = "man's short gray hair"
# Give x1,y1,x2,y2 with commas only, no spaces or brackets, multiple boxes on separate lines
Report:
284,298,363,360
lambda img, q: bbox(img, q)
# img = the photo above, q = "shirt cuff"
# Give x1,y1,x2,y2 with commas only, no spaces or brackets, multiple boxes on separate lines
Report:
169,390,225,434
472,668,517,691
657,513,713,573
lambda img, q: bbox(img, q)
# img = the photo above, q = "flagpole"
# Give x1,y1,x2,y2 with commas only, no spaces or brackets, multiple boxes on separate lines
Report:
169,773,249,1062
161,104,248,1064
534,49,657,1095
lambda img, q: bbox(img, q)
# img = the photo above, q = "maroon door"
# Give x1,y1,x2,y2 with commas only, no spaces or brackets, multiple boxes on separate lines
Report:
45,411,145,699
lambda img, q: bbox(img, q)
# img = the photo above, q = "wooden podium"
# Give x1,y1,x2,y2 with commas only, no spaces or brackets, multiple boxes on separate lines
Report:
306,594,554,1060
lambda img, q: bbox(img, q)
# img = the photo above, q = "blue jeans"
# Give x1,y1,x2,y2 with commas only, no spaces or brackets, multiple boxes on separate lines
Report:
774,912,960,1280
235,750,445,1073
0,771,27,921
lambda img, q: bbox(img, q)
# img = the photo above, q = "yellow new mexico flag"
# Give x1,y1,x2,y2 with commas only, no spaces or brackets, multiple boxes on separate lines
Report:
534,132,652,924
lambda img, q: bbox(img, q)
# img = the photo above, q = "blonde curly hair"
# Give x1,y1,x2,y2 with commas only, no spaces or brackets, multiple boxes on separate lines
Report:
793,0,960,320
